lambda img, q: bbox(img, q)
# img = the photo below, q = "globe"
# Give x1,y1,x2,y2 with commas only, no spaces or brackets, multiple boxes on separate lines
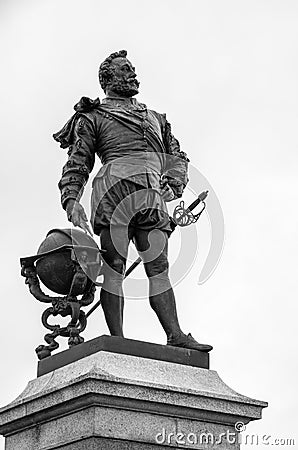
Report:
35,228,101,295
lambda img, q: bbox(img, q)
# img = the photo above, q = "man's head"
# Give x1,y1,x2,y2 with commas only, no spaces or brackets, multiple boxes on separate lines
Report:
98,50,140,97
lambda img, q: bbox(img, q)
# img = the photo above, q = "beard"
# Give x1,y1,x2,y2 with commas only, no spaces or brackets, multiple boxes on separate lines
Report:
109,76,140,97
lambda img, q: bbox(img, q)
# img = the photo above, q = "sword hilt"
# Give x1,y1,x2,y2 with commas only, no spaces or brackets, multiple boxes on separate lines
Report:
172,190,208,227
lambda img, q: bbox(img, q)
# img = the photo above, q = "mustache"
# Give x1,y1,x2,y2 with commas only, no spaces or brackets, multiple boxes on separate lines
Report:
127,77,140,87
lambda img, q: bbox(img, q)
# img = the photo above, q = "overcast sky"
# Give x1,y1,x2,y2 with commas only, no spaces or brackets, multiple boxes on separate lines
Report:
1,1,298,448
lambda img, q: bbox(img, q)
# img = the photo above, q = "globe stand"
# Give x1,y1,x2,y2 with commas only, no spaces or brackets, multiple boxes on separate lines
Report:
20,229,103,360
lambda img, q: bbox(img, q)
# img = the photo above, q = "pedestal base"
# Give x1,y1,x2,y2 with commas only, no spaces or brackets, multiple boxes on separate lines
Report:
0,337,267,449
37,334,210,376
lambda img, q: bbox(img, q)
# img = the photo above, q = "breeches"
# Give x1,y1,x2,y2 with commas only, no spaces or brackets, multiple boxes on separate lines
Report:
91,175,172,235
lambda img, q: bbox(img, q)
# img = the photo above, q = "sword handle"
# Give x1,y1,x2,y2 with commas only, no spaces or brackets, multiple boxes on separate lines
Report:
187,190,209,212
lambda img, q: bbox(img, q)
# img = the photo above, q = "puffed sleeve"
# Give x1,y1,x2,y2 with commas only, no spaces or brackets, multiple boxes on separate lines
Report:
162,118,189,198
58,114,96,209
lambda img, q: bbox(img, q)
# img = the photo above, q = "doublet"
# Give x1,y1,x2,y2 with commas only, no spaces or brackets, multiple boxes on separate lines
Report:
54,96,189,233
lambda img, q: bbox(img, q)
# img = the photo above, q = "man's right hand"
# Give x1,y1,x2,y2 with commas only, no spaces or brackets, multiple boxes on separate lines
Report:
65,199,93,236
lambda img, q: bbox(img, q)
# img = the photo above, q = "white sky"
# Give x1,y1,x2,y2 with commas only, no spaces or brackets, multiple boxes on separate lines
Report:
1,0,298,448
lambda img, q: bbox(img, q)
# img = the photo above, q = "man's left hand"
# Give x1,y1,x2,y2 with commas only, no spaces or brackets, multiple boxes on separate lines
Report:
160,183,176,202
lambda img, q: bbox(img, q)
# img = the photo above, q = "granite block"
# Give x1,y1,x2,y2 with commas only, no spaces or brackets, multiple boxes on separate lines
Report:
0,349,267,449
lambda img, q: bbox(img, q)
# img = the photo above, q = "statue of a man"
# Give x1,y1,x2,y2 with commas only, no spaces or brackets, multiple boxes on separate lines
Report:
54,50,212,352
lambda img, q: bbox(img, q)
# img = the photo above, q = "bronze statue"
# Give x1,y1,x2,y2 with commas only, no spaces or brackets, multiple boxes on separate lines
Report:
53,50,212,352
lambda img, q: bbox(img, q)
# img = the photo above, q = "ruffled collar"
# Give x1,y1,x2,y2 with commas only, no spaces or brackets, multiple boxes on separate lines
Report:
102,96,147,111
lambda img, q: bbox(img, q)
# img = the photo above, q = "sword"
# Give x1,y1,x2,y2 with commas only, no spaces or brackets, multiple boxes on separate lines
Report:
85,191,208,319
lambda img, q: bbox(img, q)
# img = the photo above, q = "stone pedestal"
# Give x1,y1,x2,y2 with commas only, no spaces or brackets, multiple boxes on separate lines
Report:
0,337,267,449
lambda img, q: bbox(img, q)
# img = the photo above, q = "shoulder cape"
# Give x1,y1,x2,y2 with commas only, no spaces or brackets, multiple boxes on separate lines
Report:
53,97,101,149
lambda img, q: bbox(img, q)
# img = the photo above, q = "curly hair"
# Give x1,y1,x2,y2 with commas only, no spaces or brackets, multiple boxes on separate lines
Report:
98,50,128,92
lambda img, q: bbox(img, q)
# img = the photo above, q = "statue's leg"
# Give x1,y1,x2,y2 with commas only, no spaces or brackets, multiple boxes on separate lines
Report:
134,229,182,340
134,229,213,352
99,227,130,337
